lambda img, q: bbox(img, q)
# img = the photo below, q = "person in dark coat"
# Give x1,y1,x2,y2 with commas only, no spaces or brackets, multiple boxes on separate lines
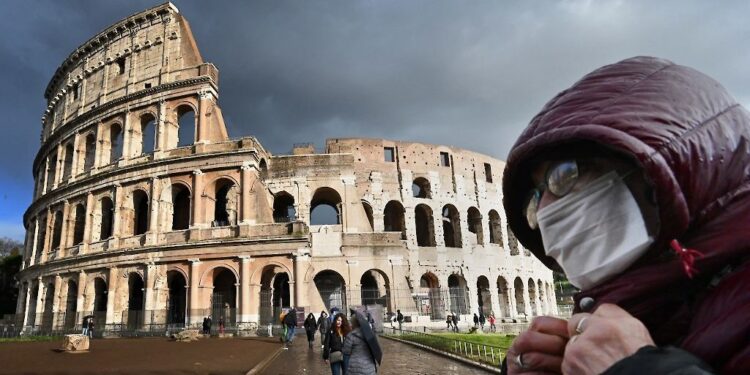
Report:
501,56,748,374
395,310,403,332
323,313,351,375
317,311,330,348
479,313,486,330
283,307,297,348
202,317,208,335
343,312,378,374
206,316,212,335
451,314,458,332
304,313,317,349
472,313,479,328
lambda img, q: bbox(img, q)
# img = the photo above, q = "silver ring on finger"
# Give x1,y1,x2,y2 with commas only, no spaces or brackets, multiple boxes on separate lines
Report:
575,316,588,334
515,352,528,369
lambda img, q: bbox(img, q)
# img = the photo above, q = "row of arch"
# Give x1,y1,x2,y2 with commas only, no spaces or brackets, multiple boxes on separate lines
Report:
39,105,197,197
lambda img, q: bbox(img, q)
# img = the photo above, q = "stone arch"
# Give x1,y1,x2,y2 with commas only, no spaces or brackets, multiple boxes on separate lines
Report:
273,191,296,223
442,204,461,248
538,278,547,314
360,269,391,312
93,196,114,241
108,121,124,164
91,277,108,331
412,177,431,198
313,269,347,311
51,210,63,250
81,132,96,172
259,264,291,324
64,279,78,329
448,273,469,315
126,272,145,329
414,204,435,247
176,104,196,148
528,277,538,316
137,112,157,155
496,276,511,319
46,152,57,191
170,182,191,230
41,281,55,331
310,187,342,225
72,203,86,245
62,142,75,181
166,270,187,326
508,223,520,256
206,177,239,227
361,200,374,231
250,260,294,286
514,277,525,316
259,159,268,180
383,200,406,239
209,267,238,328
477,275,492,316
467,207,483,245
200,264,240,288
488,210,502,245
419,272,443,320
131,189,149,236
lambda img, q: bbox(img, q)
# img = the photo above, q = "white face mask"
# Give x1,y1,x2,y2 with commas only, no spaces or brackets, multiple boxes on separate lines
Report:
537,171,653,290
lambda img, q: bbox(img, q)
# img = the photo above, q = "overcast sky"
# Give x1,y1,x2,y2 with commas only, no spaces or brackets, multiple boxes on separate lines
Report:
1,0,749,241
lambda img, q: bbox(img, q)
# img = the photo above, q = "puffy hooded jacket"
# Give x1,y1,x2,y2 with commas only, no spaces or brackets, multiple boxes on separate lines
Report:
503,56,750,373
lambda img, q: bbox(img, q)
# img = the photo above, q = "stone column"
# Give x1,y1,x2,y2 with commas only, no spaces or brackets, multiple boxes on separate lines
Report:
143,263,156,327
29,217,40,266
21,281,33,327
196,90,211,143
522,283,532,319
15,282,27,319
341,176,356,231
70,133,81,179
188,259,202,325
122,111,133,159
239,256,252,323
53,144,63,189
240,163,255,225
94,122,103,168
40,208,53,263
41,158,50,196
111,183,123,246
156,99,167,152
76,271,87,316
147,177,160,244
507,287,517,319
52,275,62,329
294,254,310,310
81,192,94,254
105,267,118,327
248,282,261,325
191,170,205,228
59,200,71,257
34,278,45,329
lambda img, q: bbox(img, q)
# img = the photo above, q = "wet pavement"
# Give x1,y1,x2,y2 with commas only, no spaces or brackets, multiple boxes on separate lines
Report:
263,334,494,375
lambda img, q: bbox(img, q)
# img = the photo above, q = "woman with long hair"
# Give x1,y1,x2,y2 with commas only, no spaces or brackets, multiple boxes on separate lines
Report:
323,313,351,375
304,313,318,349
343,312,379,374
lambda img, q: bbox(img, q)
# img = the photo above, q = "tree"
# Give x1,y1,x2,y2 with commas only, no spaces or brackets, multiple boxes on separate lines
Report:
0,237,22,315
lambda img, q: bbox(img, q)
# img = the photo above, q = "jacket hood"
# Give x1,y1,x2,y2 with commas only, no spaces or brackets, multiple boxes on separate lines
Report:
503,56,750,283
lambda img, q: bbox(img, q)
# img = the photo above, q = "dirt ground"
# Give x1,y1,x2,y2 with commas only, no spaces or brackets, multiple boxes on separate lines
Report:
0,336,280,374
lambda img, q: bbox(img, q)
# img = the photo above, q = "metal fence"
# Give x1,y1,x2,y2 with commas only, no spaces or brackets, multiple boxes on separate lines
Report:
384,327,505,368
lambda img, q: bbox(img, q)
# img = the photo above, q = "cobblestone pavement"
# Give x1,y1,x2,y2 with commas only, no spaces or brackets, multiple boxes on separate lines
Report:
263,334,494,375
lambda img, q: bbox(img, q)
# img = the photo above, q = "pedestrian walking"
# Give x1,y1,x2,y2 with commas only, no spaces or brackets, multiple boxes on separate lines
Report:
81,315,90,336
304,313,317,349
323,313,351,375
396,309,404,332
283,307,297,348
479,313,486,330
202,317,209,335
488,313,496,333
446,314,453,331
343,311,382,374
206,316,212,335
473,313,479,328
88,316,95,338
318,311,330,348
451,313,458,332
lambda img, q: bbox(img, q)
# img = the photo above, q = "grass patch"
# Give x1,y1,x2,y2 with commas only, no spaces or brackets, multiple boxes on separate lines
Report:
392,332,514,367
0,335,61,343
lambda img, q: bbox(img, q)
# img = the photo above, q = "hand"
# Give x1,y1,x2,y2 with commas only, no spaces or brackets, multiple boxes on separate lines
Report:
507,316,569,374
562,303,654,375
325,359,330,365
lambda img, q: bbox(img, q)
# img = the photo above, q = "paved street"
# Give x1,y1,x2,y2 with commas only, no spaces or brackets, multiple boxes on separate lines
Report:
263,334,494,375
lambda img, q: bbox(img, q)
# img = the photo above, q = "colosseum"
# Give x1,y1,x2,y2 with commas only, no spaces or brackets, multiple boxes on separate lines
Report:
16,3,555,335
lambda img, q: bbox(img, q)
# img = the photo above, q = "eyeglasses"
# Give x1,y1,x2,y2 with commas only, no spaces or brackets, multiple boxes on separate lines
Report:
524,160,579,230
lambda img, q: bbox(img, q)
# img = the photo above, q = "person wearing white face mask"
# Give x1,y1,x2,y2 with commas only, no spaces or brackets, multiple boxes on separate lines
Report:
500,57,750,374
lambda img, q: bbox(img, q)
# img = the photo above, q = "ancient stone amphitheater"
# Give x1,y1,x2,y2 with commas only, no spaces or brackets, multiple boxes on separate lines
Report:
16,3,555,335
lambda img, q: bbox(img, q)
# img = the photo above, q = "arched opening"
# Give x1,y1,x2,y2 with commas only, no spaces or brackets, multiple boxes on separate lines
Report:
419,273,443,320
383,200,406,239
72,204,85,245
508,224,520,255
496,276,510,319
140,113,156,155
177,105,196,148
83,133,96,172
127,273,145,330
412,177,431,198
528,278,538,317
259,159,268,180
259,265,291,325
99,197,114,240
42,283,55,331
167,271,187,326
93,278,108,332
27,285,38,328
46,154,57,191
65,280,78,330
442,205,461,248
362,201,374,231
273,192,296,223
211,268,237,329
310,187,342,225
62,143,74,180
414,204,435,247
538,279,547,315
171,184,191,230
467,207,484,245
360,269,391,312
51,210,63,250
109,123,123,163
213,179,238,227
488,210,502,245
477,276,491,316
314,270,347,312
35,216,46,264
448,274,469,315
132,190,149,235
514,277,525,316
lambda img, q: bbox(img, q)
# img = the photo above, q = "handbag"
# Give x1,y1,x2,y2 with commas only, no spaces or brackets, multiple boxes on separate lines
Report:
329,351,344,364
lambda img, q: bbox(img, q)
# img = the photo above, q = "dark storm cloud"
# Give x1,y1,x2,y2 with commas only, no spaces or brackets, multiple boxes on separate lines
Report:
1,0,749,239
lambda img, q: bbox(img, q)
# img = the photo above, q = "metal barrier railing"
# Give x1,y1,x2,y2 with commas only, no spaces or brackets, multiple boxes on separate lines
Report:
384,326,505,367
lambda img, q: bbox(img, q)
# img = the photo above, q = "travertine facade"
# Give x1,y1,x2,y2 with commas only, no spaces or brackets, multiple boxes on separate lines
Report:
16,3,554,334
